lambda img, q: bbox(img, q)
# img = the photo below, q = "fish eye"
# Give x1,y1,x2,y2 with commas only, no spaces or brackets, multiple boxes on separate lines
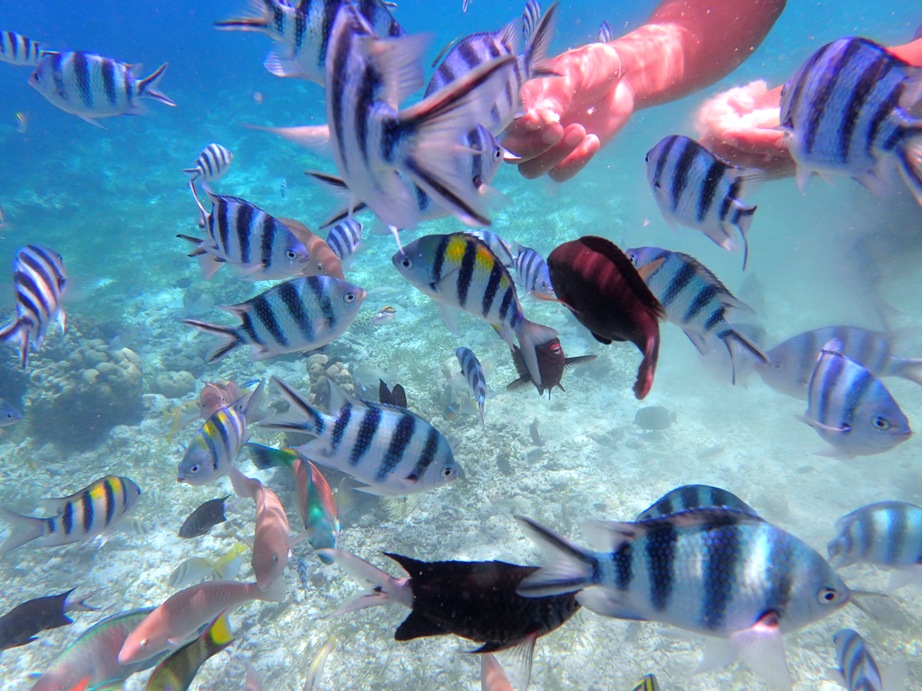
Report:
344,292,356,303
442,467,455,479
472,174,483,188
626,253,637,265
872,416,891,431
493,148,503,161
190,464,199,473
551,344,562,355
653,182,661,190
272,554,279,563
817,587,840,604
644,153,649,163
285,250,298,260
771,361,783,370
400,257,412,269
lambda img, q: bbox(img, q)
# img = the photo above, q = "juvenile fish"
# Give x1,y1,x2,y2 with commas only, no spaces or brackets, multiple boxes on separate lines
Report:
645,135,764,268
0,398,22,426
0,475,141,555
831,628,907,691
757,325,922,399
0,244,66,370
146,611,234,691
29,52,174,125
0,588,96,652
516,510,850,691
632,405,676,432
228,467,291,590
635,484,758,521
183,275,365,363
178,496,230,538
466,230,514,267
803,340,911,457
394,233,558,387
326,218,364,263
511,242,554,299
456,347,487,425
506,337,596,398
626,246,767,383
279,217,345,279
597,21,613,43
260,377,461,496
183,143,233,192
780,36,922,205
182,189,310,281
0,30,43,66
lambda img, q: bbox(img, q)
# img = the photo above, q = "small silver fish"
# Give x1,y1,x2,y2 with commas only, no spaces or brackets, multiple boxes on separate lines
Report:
0,398,22,427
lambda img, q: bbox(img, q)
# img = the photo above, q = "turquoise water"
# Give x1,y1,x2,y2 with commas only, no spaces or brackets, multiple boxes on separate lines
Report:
1,1,922,689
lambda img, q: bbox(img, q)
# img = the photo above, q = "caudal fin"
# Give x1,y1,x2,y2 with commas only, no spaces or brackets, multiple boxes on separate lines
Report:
320,549,412,616
213,0,271,33
634,331,660,400
0,319,30,370
724,328,769,385
399,55,517,227
0,507,45,555
891,357,922,386
513,319,559,388
896,133,922,206
523,2,559,78
258,377,327,436
514,515,598,596
137,64,175,107
182,319,243,363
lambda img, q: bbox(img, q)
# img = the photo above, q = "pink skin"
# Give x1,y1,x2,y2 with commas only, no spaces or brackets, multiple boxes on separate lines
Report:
503,0,787,181
696,37,922,177
229,466,290,590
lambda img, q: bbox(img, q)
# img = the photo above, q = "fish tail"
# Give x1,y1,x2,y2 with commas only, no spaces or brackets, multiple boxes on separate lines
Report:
261,376,327,436
723,328,769,385
64,588,102,612
213,0,271,32
203,610,234,653
634,332,660,400
399,55,517,227
514,515,599,596
245,442,297,471
523,2,559,78
0,507,45,555
182,319,243,363
891,357,922,387
137,63,175,107
896,132,922,206
320,549,412,615
514,319,559,388
0,319,30,370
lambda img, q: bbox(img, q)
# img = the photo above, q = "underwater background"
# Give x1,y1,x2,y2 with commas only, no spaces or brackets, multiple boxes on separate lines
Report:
2,1,922,689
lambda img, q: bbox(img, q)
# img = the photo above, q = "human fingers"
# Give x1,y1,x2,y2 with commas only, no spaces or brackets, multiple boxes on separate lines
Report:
502,115,565,162
516,124,587,179
548,134,601,182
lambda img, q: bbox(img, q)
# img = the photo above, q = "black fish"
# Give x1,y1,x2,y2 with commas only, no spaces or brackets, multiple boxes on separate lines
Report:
506,338,596,398
0,588,96,651
178,496,230,538
378,379,408,408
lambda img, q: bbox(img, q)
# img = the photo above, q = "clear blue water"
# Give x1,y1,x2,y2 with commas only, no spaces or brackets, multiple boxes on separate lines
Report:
1,1,922,689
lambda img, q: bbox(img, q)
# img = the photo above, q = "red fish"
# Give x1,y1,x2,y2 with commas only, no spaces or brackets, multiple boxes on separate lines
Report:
506,338,596,398
547,236,664,399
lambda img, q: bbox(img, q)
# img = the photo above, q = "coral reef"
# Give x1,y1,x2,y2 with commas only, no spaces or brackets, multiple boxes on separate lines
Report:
148,370,195,399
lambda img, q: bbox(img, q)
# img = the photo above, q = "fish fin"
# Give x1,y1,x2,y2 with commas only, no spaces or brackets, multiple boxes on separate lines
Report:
797,413,849,435
524,2,558,81
494,634,536,691
321,549,413,614
514,515,598,596
256,573,288,603
0,507,45,555
394,611,450,641
591,332,613,345
684,329,709,355
399,55,517,227
0,319,30,370
246,123,332,156
245,442,296,471
723,329,769,384
77,114,106,128
480,653,511,691
505,375,532,392
137,63,175,107
263,49,304,79
435,300,460,336
895,131,922,206
197,252,223,280
359,31,428,108
795,164,813,193
886,566,922,592
880,660,910,690
63,588,102,613
514,319,559,388
824,668,847,686
259,377,327,436
213,1,270,32
695,636,739,674
182,319,243,363
580,519,639,551
891,356,922,386
576,587,647,620
730,612,792,691
204,610,234,649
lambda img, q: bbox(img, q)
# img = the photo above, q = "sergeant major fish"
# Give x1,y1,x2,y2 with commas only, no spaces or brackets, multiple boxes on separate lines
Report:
184,143,233,192
455,347,487,426
779,36,922,205
183,275,365,363
0,244,66,370
635,484,759,521
516,509,850,691
802,340,911,457
831,628,908,691
326,218,364,263
29,52,174,126
0,31,44,66
393,233,558,388
511,242,554,299
645,135,764,269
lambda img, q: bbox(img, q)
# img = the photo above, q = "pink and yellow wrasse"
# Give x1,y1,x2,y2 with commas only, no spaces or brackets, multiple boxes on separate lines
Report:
373,305,397,325
228,467,290,590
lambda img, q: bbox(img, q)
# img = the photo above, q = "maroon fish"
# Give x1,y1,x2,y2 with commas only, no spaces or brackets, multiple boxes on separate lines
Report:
547,236,664,399
506,338,596,398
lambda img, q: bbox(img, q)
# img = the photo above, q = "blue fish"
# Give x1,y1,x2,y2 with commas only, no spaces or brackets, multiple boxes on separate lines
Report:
511,242,554,299
831,628,907,691
635,484,758,521
326,218,364,263
183,144,233,192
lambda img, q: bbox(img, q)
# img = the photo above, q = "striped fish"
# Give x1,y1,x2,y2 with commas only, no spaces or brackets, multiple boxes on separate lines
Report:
455,347,486,425
832,629,884,691
516,510,850,691
626,246,767,383
0,245,66,370
511,242,554,298
177,381,264,486
0,476,141,555
28,52,174,125
325,4,516,230
326,218,364,262
393,233,558,387
0,30,43,66
645,135,765,269
183,275,365,363
425,0,558,135
260,377,462,496
757,325,922,399
597,21,613,43
215,0,403,83
780,37,922,204
635,484,758,521
146,611,233,691
183,143,233,192
466,230,514,267
298,557,311,589
182,187,310,281
803,340,911,457
629,675,659,691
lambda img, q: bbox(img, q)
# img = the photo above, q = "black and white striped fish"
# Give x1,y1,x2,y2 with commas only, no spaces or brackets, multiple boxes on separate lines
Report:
0,30,44,66
181,186,310,281
455,347,486,425
511,242,554,298
597,21,612,43
516,510,850,691
28,52,174,126
184,144,233,192
465,230,514,267
757,325,922,399
326,3,516,229
215,0,403,83
803,340,911,457
831,629,907,691
260,377,462,496
780,36,922,205
635,484,758,521
626,246,767,383
425,0,558,135
645,135,765,269
0,476,141,555
326,218,364,262
183,275,366,363
0,245,66,370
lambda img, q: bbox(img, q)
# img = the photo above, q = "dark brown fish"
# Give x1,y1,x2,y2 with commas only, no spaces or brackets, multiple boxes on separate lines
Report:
506,337,596,397
547,236,664,399
0,589,96,651
378,379,408,408
178,496,230,538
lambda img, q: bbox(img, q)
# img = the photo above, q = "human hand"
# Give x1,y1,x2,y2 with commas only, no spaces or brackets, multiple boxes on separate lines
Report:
502,42,633,182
